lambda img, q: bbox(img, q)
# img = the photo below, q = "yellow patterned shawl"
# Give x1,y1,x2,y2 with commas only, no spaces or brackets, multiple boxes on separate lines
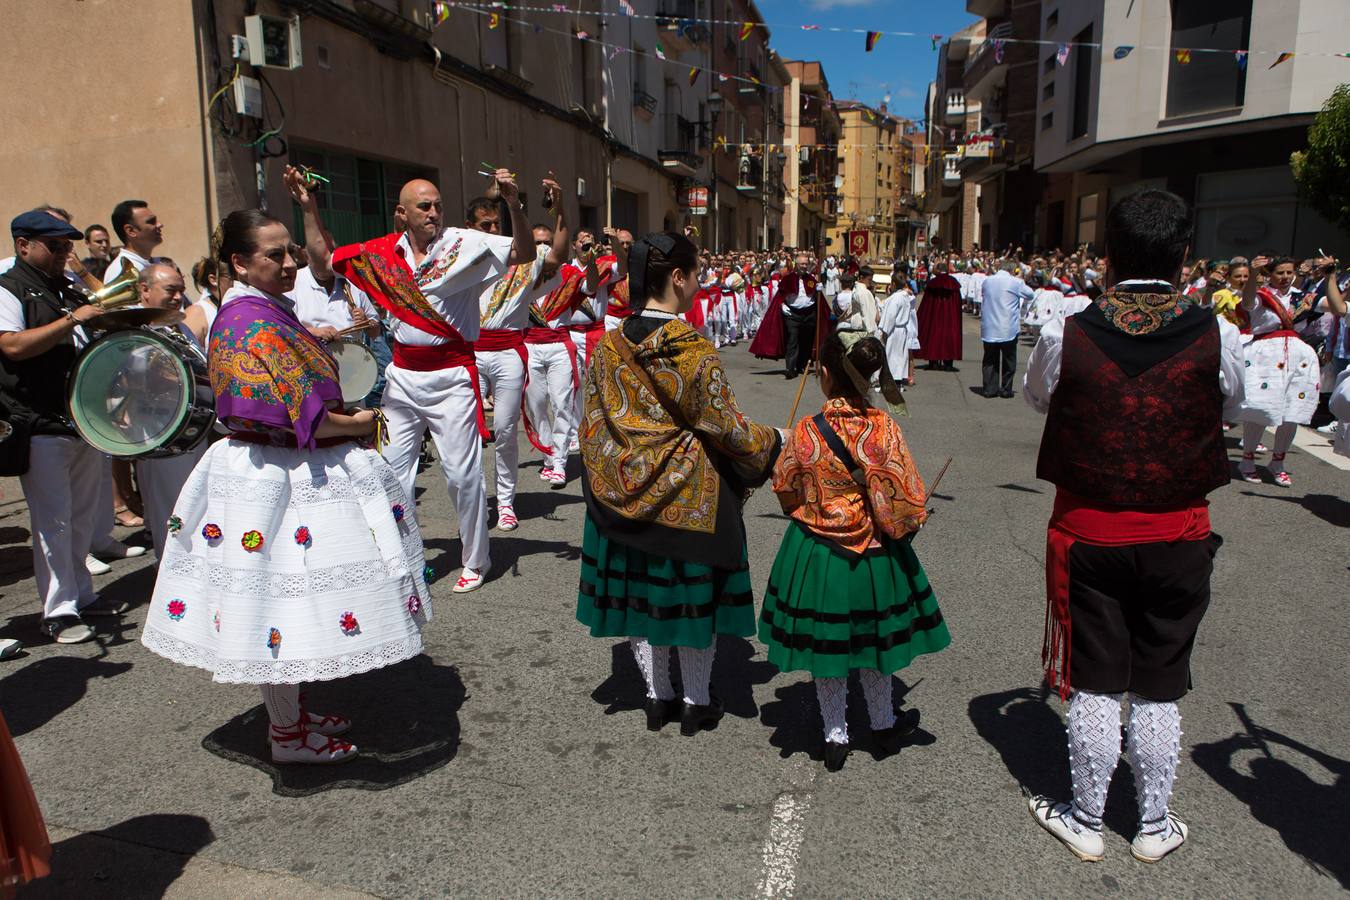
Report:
581,319,778,538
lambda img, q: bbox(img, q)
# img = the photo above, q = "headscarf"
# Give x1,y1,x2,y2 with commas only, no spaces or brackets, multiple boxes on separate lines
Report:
835,330,908,419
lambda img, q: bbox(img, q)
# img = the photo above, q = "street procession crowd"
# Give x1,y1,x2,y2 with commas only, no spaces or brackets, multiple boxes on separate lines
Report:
1,160,1348,890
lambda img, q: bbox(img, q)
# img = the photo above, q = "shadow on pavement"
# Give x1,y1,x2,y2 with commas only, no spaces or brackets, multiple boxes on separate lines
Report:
0,652,134,737
504,490,584,523
1192,702,1349,889
482,537,582,585
589,636,775,721
201,655,464,797
23,813,214,898
1239,491,1350,528
761,675,926,763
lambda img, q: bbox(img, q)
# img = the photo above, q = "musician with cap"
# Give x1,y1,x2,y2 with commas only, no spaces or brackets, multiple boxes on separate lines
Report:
0,211,126,647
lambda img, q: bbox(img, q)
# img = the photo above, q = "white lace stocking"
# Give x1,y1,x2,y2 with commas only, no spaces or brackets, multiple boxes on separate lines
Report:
1127,695,1183,834
815,677,849,745
677,644,716,706
261,683,300,728
629,637,676,701
857,669,897,731
1067,690,1123,832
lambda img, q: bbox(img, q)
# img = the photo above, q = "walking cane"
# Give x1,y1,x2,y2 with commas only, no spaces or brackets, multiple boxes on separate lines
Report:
785,295,828,428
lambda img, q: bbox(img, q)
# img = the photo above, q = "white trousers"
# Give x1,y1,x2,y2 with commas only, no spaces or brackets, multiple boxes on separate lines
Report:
382,362,489,571
136,448,204,559
525,342,576,471
476,348,525,509
568,339,589,447
20,435,102,619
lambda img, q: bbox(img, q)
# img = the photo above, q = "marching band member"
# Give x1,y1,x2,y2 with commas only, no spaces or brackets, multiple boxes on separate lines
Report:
332,172,533,594
560,230,611,457
473,174,570,527
0,211,121,646
141,209,428,765
601,228,633,333
576,230,781,736
759,332,947,771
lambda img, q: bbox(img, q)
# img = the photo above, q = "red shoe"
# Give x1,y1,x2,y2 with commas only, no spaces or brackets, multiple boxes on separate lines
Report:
1271,453,1292,487
269,722,357,765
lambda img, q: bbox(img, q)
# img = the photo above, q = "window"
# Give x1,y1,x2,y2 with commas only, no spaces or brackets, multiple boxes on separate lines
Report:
1071,25,1093,139
1043,82,1055,101
1043,55,1055,75
1166,0,1252,118
1076,193,1098,247
1046,9,1058,32
288,146,435,246
1041,111,1054,131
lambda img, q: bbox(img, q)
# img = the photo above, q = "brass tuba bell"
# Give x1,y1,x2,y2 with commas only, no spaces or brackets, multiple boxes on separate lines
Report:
78,258,142,310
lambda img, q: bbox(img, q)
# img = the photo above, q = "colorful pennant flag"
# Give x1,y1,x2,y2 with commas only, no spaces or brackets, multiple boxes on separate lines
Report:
1174,48,1191,64
488,12,500,29
618,0,635,15
1113,45,1134,59
1235,50,1248,69
740,22,755,41
993,39,1005,64
1056,43,1070,66
654,42,666,60
865,31,881,52
802,24,820,31
433,0,450,24
689,67,699,86
1269,51,1294,69
930,34,942,51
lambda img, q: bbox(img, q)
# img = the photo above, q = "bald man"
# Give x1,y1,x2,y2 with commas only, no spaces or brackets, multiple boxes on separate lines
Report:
336,174,535,593
132,263,207,561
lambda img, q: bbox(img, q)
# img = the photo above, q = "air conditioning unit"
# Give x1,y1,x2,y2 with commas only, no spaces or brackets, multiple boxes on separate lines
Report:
245,14,302,70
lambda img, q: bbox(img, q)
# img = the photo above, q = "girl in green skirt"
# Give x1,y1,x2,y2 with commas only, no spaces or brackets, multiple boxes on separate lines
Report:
760,332,950,770
576,231,781,736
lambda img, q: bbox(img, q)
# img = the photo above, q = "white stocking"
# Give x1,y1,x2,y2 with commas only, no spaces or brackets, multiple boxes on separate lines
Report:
677,644,716,706
261,683,300,728
629,637,676,701
857,669,897,731
1126,695,1183,834
1240,422,1265,458
814,677,849,744
1269,423,1297,471
1066,690,1123,833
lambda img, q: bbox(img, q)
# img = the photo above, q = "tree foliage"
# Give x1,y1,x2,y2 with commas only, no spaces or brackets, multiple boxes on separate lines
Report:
1292,83,1350,233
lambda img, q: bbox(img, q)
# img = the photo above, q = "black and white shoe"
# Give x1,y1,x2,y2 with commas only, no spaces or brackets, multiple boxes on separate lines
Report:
1028,795,1105,861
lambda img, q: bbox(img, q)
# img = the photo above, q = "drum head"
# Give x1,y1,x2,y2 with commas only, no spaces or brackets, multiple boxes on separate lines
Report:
330,340,379,404
69,330,191,457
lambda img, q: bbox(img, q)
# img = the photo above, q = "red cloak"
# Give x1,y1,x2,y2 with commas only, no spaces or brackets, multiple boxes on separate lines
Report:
915,272,964,361
749,273,828,360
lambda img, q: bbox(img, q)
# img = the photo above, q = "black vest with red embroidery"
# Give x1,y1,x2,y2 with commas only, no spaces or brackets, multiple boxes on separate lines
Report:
1036,300,1229,507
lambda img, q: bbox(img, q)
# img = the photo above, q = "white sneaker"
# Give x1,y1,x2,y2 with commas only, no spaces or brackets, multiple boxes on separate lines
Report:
1131,813,1188,863
91,539,147,560
85,554,112,576
1316,421,1340,434
453,567,486,593
0,638,22,661
1028,795,1105,862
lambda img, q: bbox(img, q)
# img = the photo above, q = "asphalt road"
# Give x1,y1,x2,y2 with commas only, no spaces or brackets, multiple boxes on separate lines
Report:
1,317,1347,898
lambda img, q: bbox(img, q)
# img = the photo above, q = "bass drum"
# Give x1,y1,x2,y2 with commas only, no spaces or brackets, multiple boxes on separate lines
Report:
67,328,215,458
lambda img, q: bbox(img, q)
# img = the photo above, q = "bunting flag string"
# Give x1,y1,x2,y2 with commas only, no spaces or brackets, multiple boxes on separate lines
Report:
432,1,1350,64
865,31,882,53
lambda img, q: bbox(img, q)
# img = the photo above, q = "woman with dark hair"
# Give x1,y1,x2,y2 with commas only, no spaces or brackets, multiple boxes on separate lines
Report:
577,230,781,736
759,332,948,770
182,255,230,347
140,210,430,765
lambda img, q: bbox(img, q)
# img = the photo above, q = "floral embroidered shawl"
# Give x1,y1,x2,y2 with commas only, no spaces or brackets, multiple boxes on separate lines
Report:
209,286,340,449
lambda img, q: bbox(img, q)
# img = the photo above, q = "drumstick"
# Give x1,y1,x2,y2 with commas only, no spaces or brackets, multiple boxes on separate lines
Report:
785,367,811,428
923,456,953,505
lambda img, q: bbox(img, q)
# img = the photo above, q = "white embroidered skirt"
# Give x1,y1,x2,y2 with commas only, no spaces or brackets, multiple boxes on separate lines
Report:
1238,334,1320,427
141,438,430,684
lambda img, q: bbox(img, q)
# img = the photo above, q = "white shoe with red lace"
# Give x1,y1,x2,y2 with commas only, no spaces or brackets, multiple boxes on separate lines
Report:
545,470,566,488
453,567,486,593
540,466,557,482
298,694,351,736
497,506,519,531
269,722,357,765
1271,455,1293,488
1238,453,1262,484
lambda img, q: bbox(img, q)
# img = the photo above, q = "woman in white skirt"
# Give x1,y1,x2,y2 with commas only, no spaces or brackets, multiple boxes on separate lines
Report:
1237,256,1321,487
141,210,430,765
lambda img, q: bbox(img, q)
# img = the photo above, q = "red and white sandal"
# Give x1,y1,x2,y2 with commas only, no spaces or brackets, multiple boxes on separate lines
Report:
539,466,557,482
269,722,358,765
497,506,519,532
1238,452,1262,484
299,693,351,737
452,567,486,594
1271,453,1292,487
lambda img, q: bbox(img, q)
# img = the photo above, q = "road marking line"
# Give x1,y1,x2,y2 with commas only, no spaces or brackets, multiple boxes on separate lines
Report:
756,790,811,899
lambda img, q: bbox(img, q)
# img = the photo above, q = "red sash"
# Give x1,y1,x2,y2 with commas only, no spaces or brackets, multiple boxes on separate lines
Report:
391,337,491,441
476,328,550,453
1242,287,1299,338
524,327,581,390
1042,490,1211,699
569,321,606,364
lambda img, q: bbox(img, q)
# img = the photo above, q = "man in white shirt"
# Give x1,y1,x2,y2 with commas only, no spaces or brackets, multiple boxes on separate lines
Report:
976,261,1035,398
105,199,165,278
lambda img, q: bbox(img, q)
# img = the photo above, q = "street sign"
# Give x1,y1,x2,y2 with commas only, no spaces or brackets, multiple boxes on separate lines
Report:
681,185,709,216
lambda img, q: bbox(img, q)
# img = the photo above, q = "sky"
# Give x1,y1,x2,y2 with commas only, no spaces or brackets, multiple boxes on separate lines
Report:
759,0,978,124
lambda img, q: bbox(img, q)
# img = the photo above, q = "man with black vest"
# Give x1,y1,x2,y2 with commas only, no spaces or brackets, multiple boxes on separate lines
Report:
1022,190,1244,864
0,211,127,646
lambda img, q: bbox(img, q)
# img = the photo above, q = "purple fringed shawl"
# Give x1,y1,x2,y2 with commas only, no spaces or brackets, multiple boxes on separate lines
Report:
207,289,342,449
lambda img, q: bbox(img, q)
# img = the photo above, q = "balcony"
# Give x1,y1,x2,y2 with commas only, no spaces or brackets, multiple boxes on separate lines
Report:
736,154,764,192
657,0,709,52
943,153,962,185
632,88,658,120
945,90,966,124
658,114,703,176
964,21,1013,100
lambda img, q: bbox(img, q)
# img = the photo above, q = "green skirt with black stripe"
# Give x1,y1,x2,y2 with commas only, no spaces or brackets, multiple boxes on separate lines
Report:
759,522,950,678
576,513,757,648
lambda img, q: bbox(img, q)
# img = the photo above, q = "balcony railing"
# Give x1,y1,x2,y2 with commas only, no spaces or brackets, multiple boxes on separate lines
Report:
658,114,702,173
945,90,966,124
633,88,658,116
966,21,1014,73
656,1,709,49
943,153,962,185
